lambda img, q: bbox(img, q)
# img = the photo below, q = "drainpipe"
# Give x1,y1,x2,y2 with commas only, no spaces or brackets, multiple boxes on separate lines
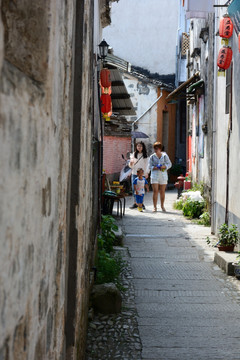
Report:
175,26,181,88
131,89,163,151
225,64,232,225
211,5,219,234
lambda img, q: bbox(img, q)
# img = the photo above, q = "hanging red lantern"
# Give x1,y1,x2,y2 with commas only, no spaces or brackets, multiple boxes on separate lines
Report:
100,94,111,114
217,46,232,70
219,16,233,39
100,69,111,88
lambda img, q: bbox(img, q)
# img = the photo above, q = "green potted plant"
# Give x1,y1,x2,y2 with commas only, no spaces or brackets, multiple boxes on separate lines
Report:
217,223,239,251
232,252,240,279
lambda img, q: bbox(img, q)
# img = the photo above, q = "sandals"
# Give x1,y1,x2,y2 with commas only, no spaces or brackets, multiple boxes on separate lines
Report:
152,208,157,212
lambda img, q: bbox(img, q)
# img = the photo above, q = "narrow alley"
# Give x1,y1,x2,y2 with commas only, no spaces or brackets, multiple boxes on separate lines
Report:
87,190,240,360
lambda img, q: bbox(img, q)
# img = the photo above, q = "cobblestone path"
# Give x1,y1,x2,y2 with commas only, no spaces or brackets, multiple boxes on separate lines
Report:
86,190,240,359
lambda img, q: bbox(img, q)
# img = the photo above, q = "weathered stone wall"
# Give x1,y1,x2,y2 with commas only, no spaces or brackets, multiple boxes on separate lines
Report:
214,6,240,235
191,15,214,201
123,73,158,151
0,0,101,358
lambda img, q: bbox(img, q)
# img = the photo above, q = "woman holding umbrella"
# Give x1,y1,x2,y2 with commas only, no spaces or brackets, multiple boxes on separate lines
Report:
129,141,149,209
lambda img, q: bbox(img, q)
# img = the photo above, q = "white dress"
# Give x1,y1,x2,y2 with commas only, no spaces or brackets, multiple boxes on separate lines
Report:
129,153,150,177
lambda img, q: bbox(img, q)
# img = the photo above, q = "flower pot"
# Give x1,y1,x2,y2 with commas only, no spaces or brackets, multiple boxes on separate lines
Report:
232,263,240,279
217,244,235,251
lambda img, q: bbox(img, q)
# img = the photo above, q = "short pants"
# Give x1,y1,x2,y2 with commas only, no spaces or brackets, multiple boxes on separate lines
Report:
150,170,168,185
136,194,144,204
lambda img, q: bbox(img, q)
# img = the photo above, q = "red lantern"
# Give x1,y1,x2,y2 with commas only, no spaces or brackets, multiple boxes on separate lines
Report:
100,94,111,114
219,16,233,39
217,46,232,70
100,69,111,88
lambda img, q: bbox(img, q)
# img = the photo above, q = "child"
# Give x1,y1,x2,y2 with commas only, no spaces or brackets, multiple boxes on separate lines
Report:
133,168,149,212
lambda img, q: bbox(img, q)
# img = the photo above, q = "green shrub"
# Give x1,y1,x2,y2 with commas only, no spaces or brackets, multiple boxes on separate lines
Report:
198,211,211,226
96,250,125,289
96,215,125,289
190,182,204,196
182,199,205,219
174,198,184,210
98,215,118,253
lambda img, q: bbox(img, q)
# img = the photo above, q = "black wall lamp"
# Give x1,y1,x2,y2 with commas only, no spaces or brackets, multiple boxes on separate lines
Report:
98,39,109,61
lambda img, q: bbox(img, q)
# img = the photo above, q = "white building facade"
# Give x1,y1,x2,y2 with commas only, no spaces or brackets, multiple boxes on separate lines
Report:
103,0,179,76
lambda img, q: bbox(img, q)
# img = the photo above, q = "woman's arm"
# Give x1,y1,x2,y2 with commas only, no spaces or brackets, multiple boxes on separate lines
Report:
149,155,155,170
129,153,135,169
164,153,172,170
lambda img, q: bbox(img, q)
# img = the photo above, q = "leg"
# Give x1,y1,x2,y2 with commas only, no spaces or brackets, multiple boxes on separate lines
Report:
130,174,138,208
152,184,159,211
138,195,143,211
159,184,167,211
136,195,143,211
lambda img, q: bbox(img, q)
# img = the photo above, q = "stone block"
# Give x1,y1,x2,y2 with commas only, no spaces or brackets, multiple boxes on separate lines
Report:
214,251,236,275
113,226,124,246
91,283,122,314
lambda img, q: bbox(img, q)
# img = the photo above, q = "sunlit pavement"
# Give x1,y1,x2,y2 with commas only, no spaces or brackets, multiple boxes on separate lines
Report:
115,189,240,360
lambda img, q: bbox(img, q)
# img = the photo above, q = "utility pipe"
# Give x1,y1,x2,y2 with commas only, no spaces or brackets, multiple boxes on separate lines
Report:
225,64,232,225
211,3,219,234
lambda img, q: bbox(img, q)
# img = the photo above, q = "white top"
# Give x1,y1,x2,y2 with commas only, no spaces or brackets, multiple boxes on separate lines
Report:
129,153,150,176
149,152,172,172
133,177,148,195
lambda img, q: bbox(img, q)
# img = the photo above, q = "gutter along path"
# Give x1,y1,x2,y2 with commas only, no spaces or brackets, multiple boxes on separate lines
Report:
122,190,240,360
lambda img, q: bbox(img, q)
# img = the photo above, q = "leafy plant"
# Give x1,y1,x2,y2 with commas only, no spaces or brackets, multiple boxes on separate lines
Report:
98,215,118,253
217,223,239,246
206,236,211,245
182,199,205,219
189,182,204,196
96,215,125,289
234,251,240,265
198,211,211,226
96,250,125,288
174,198,184,210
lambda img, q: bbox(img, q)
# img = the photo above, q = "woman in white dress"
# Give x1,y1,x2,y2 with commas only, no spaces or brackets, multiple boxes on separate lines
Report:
129,142,149,209
149,142,172,212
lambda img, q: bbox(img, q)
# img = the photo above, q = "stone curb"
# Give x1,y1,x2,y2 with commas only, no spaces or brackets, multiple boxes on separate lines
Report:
214,251,238,276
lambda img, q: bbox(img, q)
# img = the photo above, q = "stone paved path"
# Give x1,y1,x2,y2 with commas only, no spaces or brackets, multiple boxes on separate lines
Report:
86,246,142,360
86,189,240,359
123,190,240,360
